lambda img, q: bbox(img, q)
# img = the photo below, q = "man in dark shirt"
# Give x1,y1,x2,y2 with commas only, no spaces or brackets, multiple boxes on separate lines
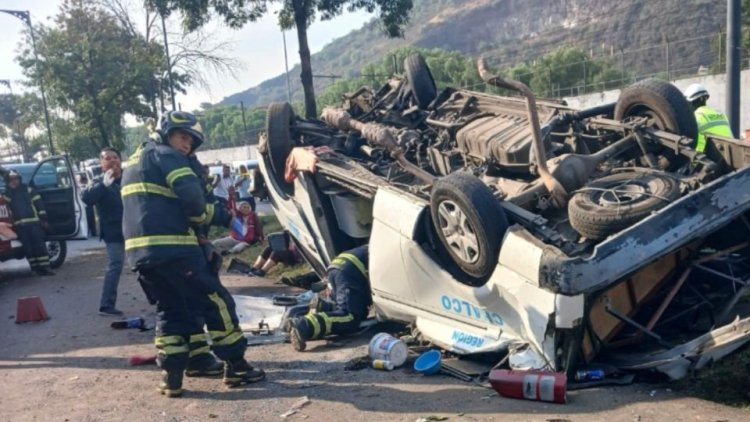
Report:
82,148,125,316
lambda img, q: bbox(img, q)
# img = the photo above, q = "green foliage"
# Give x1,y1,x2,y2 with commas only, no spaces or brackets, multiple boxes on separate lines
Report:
316,45,626,107
17,0,167,155
196,104,267,149
0,93,46,160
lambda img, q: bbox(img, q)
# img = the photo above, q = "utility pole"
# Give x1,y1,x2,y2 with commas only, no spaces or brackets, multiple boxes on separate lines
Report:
160,12,176,110
1,9,55,154
282,31,292,103
240,101,248,136
726,0,741,137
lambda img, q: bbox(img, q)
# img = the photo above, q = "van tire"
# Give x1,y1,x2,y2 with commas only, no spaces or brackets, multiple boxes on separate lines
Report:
568,172,681,240
430,172,507,285
404,54,437,109
264,102,296,190
47,240,67,269
614,79,697,141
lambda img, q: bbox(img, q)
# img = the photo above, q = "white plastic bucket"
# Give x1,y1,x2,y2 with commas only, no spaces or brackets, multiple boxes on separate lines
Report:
368,332,408,367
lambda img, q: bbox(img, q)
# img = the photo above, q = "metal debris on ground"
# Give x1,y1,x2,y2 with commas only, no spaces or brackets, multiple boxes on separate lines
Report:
416,416,449,422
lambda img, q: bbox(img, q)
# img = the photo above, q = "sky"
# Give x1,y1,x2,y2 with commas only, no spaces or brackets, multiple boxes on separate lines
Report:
0,0,371,111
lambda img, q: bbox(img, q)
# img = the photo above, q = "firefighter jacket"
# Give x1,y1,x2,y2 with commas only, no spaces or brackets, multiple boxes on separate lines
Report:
695,105,733,153
122,141,230,270
2,183,47,226
329,245,369,288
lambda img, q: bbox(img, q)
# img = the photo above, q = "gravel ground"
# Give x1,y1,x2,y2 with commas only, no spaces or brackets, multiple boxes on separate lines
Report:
1,249,748,421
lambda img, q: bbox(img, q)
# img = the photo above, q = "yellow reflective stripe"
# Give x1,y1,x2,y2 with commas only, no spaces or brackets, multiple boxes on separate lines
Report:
121,182,177,198
205,203,215,224
38,210,47,215
208,293,235,334
189,212,207,223
189,333,208,343
305,314,321,338
15,217,40,225
188,346,210,357
32,195,41,201
155,335,188,354
166,167,195,187
212,330,244,346
699,120,730,132
319,313,354,336
334,253,368,278
125,235,198,250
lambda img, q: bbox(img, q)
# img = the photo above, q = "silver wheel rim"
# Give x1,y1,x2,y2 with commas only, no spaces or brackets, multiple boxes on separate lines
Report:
437,200,479,264
47,242,60,262
598,182,648,207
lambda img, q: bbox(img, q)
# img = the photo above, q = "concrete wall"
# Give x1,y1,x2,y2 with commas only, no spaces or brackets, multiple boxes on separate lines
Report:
563,70,750,138
195,145,259,165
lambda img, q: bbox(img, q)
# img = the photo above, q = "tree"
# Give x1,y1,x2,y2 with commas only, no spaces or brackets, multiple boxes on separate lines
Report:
149,0,414,118
0,93,45,160
17,0,166,152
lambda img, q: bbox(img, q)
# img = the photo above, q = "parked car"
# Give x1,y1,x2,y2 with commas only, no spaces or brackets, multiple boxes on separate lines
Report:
0,157,88,269
259,54,750,379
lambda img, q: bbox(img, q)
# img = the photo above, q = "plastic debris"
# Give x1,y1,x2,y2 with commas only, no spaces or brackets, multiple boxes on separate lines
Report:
280,396,311,418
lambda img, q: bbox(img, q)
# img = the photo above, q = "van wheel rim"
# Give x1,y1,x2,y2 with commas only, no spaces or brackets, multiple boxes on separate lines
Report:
437,200,479,264
47,242,59,260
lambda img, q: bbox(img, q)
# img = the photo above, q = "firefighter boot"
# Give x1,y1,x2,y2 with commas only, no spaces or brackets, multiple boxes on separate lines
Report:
158,370,184,398
289,318,312,352
223,360,266,387
185,353,224,378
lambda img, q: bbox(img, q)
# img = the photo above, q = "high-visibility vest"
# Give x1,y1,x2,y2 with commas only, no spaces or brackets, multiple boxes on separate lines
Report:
695,106,733,153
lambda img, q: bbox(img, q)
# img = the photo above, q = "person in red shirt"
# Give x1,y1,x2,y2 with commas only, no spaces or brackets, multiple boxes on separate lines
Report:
212,201,263,254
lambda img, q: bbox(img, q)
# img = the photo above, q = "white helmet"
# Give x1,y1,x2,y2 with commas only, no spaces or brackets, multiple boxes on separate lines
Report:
684,83,709,102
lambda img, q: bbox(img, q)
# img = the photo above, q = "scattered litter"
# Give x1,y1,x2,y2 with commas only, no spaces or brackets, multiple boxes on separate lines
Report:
489,369,567,404
68,376,79,381
208,414,218,419
344,356,371,371
416,416,448,422
111,317,147,331
128,355,157,366
369,333,408,367
280,396,311,418
649,390,657,397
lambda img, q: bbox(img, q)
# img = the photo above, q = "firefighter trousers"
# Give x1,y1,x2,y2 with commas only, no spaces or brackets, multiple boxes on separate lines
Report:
16,222,50,271
138,255,247,373
298,268,370,340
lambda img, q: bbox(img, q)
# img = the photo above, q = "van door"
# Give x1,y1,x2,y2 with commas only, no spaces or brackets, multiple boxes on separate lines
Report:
30,156,87,239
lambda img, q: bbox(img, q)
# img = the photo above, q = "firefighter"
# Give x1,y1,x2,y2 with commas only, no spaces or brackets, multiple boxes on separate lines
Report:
1,170,54,276
122,111,265,397
684,83,733,153
289,244,370,351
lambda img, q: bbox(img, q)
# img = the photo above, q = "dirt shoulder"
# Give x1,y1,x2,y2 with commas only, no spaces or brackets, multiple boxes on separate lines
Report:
1,250,748,421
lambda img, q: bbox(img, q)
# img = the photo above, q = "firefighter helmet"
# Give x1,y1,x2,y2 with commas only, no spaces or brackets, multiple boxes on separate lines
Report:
157,111,205,151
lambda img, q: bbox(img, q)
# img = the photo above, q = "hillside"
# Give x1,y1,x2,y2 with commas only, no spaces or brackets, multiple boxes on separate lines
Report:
219,0,725,108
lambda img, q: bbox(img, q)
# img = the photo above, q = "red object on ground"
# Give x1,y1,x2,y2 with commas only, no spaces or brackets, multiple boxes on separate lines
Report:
15,296,49,323
489,369,567,404
127,355,157,366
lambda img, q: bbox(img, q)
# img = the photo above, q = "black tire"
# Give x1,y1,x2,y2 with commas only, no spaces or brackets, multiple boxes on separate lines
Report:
568,172,681,240
265,102,296,190
614,78,697,140
430,173,508,284
404,54,437,109
47,240,67,269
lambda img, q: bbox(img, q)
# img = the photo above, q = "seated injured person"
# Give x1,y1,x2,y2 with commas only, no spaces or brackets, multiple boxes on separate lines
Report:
212,201,263,254
248,231,303,277
288,244,370,351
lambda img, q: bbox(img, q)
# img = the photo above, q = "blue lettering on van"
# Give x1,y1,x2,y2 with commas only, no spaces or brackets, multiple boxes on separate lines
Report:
440,294,504,326
451,330,486,349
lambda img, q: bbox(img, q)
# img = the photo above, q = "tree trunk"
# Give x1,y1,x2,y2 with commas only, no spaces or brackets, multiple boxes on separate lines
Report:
293,0,317,118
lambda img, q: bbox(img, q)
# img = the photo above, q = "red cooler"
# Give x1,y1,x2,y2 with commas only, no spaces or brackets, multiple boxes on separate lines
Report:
489,369,567,404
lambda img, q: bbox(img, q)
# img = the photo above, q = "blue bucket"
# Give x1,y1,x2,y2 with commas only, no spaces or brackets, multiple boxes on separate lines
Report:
414,350,441,375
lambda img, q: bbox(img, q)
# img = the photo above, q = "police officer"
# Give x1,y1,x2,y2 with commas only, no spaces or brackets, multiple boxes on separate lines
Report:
684,83,733,153
289,245,370,351
122,111,265,397
1,170,54,276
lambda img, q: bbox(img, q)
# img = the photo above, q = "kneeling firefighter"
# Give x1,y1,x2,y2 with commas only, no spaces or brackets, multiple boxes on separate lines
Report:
122,111,265,397
289,245,371,351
